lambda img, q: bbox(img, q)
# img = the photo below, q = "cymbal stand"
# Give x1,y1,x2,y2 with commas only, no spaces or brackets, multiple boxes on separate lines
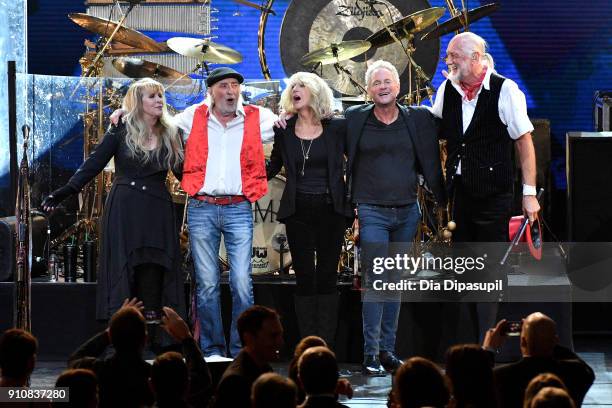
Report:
165,62,206,91
333,61,367,96
445,0,471,32
370,3,434,105
69,2,141,99
82,2,140,78
402,34,435,105
460,0,470,31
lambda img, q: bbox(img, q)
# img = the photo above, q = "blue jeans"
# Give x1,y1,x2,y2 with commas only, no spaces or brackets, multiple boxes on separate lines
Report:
188,198,254,357
358,203,420,356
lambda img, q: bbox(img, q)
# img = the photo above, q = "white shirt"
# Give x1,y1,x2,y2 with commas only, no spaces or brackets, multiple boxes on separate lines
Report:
429,69,534,174
173,101,277,196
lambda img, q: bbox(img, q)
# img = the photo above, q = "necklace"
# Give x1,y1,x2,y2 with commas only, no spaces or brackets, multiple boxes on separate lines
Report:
300,138,314,176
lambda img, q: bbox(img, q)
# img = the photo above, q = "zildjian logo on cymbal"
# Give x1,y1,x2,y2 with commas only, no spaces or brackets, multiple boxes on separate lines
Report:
336,0,383,21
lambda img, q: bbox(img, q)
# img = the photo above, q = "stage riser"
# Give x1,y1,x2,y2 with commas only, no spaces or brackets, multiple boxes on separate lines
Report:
0,282,574,363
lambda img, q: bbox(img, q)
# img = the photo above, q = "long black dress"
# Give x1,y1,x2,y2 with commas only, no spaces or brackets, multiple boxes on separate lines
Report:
65,122,185,320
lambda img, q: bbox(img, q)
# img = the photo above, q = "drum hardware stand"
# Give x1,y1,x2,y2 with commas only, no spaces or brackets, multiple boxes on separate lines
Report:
310,61,323,76
272,233,291,276
369,3,436,105
332,57,368,96
256,0,275,79
15,125,32,331
82,2,141,79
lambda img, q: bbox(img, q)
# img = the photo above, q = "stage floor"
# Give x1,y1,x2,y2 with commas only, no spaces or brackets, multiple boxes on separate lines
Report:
28,336,612,407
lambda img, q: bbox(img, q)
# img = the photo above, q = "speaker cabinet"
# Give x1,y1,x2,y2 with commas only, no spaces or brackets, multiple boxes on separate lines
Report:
566,132,612,293
566,132,612,241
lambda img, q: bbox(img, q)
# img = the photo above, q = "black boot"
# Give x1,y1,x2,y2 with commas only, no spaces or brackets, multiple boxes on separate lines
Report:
294,295,318,339
316,292,339,350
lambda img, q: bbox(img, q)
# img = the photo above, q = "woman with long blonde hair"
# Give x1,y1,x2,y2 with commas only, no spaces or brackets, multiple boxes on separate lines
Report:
267,72,350,348
42,78,185,330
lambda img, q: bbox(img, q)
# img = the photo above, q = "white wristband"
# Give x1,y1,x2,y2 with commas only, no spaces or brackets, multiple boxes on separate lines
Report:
522,184,537,196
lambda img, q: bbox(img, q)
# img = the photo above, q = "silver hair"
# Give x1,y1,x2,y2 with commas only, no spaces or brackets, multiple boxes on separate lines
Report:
452,32,488,57
482,52,496,72
365,60,400,87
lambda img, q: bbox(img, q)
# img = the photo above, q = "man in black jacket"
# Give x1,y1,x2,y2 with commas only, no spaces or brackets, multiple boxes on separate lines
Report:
344,60,446,375
484,312,595,408
297,346,349,408
69,298,211,408
212,305,284,408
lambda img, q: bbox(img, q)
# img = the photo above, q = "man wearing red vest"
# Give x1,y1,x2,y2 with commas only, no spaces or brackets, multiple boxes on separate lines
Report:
176,67,277,357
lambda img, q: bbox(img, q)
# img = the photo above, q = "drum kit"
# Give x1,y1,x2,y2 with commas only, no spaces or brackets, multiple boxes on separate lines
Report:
63,0,499,278
293,1,499,105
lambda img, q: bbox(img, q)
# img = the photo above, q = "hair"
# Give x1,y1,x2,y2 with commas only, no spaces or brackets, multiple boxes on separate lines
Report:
529,387,576,408
365,60,400,87
151,351,189,402
288,336,327,403
451,32,488,59
237,305,280,345
297,346,338,395
53,369,98,408
445,344,496,408
524,373,568,408
393,356,449,408
482,52,496,72
251,372,297,408
0,328,38,379
279,72,335,120
108,306,147,354
122,77,183,170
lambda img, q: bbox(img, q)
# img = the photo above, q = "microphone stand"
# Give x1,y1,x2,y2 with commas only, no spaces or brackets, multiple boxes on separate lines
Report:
15,125,32,332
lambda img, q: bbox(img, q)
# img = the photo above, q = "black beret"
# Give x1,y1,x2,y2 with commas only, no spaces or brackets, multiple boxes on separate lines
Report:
206,67,244,87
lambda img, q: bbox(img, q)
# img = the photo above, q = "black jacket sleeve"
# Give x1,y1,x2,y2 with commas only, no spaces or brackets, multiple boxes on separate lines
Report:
266,127,284,180
211,374,251,408
66,124,122,192
182,337,213,408
67,331,110,366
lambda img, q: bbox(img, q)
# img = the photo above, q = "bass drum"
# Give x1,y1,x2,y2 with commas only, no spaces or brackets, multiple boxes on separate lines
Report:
219,175,292,275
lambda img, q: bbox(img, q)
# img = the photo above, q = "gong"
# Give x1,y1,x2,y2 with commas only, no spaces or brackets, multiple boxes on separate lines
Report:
280,0,440,97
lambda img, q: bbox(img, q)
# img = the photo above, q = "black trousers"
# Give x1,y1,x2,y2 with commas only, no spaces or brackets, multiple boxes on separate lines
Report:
285,192,346,296
452,177,513,243
451,177,513,342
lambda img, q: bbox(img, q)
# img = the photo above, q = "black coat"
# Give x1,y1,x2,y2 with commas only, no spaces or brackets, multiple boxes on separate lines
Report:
493,350,595,408
266,116,351,221
69,331,212,408
211,349,272,408
64,123,185,320
344,103,447,207
299,395,350,408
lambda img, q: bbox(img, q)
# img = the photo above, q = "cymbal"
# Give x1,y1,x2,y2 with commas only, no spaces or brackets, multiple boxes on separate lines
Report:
112,58,191,84
421,3,500,41
68,13,165,52
300,40,371,66
366,7,445,48
166,37,243,64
